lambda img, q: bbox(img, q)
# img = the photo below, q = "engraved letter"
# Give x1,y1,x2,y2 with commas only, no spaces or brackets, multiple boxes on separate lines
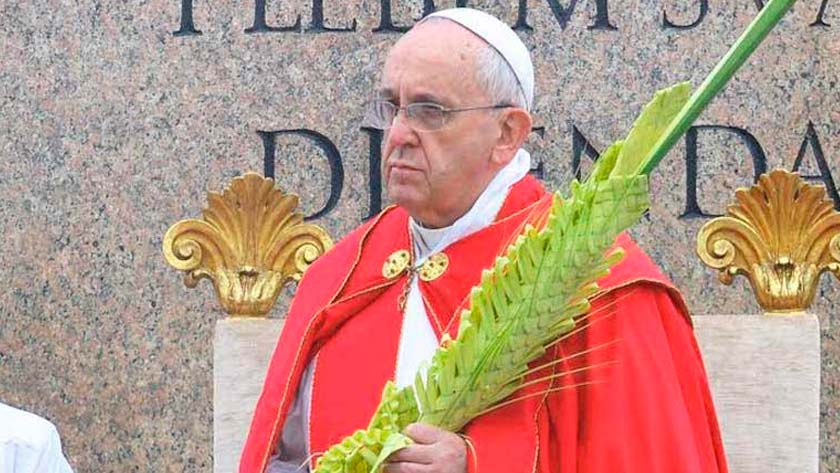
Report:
681,125,767,219
259,129,344,220
792,122,839,208
811,0,831,27
515,0,616,31
663,0,709,30
174,0,202,36
245,0,302,33
361,127,384,220
373,0,436,33
308,0,357,32
571,125,602,180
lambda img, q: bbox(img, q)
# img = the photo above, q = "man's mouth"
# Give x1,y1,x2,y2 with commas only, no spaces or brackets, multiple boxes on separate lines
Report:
390,162,419,171
385,149,421,174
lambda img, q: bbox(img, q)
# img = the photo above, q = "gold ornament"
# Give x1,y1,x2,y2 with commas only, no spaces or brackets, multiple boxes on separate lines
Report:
163,172,333,317
383,250,411,279
697,169,840,313
418,253,449,282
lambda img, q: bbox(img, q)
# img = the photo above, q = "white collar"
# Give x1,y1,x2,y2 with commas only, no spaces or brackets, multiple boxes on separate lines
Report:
409,149,531,265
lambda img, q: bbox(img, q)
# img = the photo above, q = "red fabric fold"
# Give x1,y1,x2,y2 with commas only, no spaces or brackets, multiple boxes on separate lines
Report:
239,176,727,473
472,283,728,472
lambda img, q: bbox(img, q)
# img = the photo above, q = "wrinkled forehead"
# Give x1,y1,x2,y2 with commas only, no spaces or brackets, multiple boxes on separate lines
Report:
379,21,488,105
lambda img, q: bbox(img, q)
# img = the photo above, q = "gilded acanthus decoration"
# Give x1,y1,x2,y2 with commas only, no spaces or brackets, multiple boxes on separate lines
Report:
163,172,333,317
696,169,840,313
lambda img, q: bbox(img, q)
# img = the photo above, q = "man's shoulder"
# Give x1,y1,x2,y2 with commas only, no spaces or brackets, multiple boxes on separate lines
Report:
294,205,407,299
303,206,406,274
598,233,690,317
600,233,672,287
0,402,60,448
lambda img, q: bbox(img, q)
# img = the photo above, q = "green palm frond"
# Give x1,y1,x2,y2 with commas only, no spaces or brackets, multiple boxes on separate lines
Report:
312,82,667,472
313,383,417,473
611,83,690,177
311,84,682,473
416,173,648,431
311,0,799,461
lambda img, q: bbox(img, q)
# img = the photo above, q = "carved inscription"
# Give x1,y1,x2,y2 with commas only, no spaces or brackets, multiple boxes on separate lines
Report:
175,1,833,35
259,129,344,220
261,123,838,222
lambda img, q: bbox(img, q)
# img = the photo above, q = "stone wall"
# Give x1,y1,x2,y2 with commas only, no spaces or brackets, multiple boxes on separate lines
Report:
0,0,837,471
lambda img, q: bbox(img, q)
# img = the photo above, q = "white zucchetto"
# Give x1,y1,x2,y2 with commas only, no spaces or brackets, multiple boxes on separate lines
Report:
421,7,535,110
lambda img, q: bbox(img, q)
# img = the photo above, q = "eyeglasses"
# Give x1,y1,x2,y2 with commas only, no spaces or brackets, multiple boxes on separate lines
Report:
365,100,513,132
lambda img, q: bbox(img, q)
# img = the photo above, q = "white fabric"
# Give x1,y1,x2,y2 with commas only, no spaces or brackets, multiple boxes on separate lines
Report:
271,355,316,472
393,263,442,391
0,403,73,473
408,149,531,268
421,8,534,110
395,149,531,389
274,150,532,470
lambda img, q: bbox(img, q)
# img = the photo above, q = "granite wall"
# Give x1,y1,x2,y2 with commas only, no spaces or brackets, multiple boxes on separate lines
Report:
0,0,837,471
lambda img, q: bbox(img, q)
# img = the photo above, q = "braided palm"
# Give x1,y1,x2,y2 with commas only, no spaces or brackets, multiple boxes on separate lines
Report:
417,174,649,431
312,82,690,473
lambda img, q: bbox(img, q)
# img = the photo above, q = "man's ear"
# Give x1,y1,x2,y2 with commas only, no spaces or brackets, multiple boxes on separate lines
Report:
491,108,533,167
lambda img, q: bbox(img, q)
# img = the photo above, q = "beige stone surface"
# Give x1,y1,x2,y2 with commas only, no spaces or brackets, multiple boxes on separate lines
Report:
214,315,823,473
214,319,284,473
0,0,837,471
693,314,821,473
212,315,822,473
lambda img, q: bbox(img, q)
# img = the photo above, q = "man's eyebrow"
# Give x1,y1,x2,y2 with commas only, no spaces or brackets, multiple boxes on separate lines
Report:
376,89,448,105
410,92,445,104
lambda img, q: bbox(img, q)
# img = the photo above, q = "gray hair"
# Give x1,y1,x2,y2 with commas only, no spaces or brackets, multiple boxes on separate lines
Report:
474,45,529,110
419,16,529,110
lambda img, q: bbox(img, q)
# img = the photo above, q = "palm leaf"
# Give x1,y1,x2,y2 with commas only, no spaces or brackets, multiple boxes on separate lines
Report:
311,1,798,467
312,99,657,473
416,175,648,431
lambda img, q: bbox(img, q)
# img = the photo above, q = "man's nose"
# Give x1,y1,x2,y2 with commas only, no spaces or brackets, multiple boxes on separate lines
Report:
385,112,419,148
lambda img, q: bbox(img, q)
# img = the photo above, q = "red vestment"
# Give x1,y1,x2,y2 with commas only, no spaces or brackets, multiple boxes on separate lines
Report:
240,176,728,473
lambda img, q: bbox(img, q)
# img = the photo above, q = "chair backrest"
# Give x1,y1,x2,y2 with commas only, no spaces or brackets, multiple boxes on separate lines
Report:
162,173,334,472
688,169,832,472
165,170,831,472
212,314,821,473
691,314,820,473
214,319,285,473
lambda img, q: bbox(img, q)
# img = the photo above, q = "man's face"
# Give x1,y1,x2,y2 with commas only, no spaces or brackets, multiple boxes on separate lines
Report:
379,21,504,228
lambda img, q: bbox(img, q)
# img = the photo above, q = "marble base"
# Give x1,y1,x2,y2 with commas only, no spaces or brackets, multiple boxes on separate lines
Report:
693,314,820,473
214,319,284,473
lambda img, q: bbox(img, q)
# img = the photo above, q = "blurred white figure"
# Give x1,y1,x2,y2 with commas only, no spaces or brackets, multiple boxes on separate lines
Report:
0,403,73,473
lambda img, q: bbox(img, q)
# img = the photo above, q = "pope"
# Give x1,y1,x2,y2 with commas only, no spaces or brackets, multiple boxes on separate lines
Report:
241,7,728,473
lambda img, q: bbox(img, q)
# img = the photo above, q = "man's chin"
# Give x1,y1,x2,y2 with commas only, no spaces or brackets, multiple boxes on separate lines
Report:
387,188,425,213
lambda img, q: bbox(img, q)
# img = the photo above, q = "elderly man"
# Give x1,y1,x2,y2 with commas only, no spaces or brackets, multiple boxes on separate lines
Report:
241,8,727,473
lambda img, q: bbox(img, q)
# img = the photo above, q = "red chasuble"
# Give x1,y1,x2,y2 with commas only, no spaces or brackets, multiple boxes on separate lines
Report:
240,175,728,473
